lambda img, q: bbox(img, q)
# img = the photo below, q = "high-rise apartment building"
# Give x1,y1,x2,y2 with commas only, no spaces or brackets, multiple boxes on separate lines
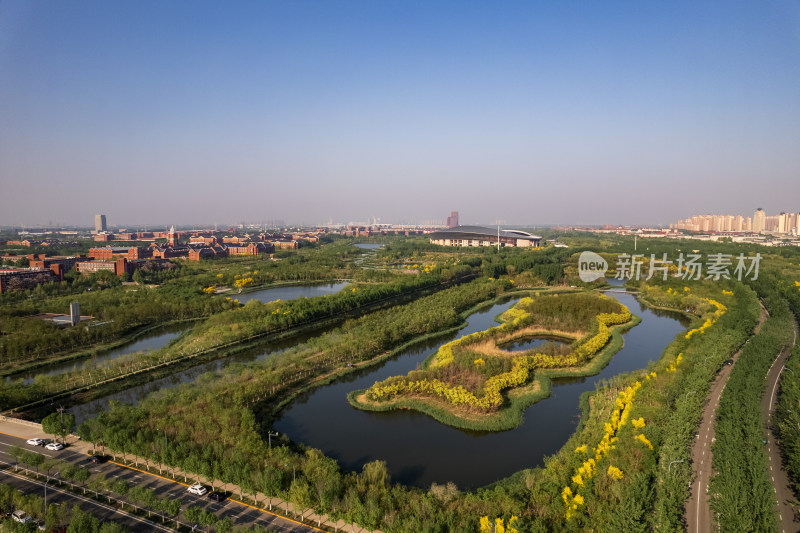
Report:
753,208,766,234
94,214,107,233
446,211,459,228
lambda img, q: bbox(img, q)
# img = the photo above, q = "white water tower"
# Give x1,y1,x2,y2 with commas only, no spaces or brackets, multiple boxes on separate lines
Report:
70,302,80,326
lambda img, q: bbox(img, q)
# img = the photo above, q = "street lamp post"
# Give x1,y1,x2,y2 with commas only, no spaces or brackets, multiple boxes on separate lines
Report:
668,460,684,473
267,431,278,450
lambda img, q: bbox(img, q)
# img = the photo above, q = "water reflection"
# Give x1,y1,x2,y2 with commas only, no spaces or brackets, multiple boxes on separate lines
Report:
274,291,689,489
235,282,347,304
10,323,191,385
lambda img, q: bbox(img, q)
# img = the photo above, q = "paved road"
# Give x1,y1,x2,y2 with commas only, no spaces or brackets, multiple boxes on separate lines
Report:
763,319,799,533
685,305,768,533
1,461,174,532
0,426,325,532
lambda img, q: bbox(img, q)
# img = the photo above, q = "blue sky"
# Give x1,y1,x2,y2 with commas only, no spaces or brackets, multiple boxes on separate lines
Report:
1,1,798,227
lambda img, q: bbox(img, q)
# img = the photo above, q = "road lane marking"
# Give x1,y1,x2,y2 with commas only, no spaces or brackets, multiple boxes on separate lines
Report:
696,481,702,533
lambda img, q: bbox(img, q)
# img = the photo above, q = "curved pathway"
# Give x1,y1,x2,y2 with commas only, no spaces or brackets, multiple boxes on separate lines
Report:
686,304,768,533
763,318,799,533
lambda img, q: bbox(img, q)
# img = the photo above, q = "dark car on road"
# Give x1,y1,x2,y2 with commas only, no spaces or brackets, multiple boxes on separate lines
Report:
89,454,110,464
208,491,227,502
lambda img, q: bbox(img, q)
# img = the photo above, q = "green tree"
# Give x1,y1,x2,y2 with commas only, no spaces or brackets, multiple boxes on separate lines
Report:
66,505,100,533
184,505,202,526
361,460,390,490
73,468,91,493
98,523,129,533
45,501,69,532
8,445,24,470
198,508,218,532
215,516,233,533
42,411,76,444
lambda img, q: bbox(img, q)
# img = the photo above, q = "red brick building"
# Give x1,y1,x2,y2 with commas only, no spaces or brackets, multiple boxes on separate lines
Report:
76,258,170,277
29,256,82,280
271,240,299,250
190,236,217,245
188,246,229,261
226,242,274,255
0,268,58,293
152,246,189,259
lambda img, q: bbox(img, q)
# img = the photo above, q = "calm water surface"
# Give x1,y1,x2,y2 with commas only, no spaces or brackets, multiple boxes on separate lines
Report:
68,283,347,423
10,323,191,385
274,290,689,489
70,325,324,425
234,282,347,304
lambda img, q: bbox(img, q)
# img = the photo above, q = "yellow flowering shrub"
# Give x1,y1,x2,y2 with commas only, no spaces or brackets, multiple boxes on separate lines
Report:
368,296,632,415
607,465,624,480
562,380,642,520
635,433,654,450
685,298,726,339
631,417,646,429
234,277,254,288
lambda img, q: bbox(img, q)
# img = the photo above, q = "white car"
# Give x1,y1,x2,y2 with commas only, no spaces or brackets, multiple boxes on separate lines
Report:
12,510,32,523
45,442,64,451
25,438,44,446
187,483,208,496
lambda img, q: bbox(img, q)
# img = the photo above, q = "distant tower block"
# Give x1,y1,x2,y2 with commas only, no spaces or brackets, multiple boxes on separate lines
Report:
168,225,177,246
94,214,107,233
70,302,80,326
446,211,459,228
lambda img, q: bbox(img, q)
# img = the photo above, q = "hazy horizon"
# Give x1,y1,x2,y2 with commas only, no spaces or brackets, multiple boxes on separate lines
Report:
2,1,799,227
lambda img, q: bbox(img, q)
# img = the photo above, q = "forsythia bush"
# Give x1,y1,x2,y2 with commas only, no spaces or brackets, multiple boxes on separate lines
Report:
635,433,654,450
685,298,726,339
367,298,632,411
234,277,254,289
607,465,624,480
562,380,642,520
479,516,519,533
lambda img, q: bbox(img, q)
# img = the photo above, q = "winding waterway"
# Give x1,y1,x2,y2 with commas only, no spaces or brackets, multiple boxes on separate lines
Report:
273,290,689,489
234,282,348,304
8,323,192,385
67,280,688,490
68,282,346,424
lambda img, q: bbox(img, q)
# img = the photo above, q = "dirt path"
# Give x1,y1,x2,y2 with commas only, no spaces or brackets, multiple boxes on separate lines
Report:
685,303,768,533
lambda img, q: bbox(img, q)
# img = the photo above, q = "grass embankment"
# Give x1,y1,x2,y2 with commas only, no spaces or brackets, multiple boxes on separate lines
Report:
349,290,637,431
2,270,477,414
709,275,797,532
477,283,759,531
1,319,198,379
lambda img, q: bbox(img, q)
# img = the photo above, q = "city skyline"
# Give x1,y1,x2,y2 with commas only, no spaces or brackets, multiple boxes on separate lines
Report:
1,1,799,226
672,207,800,235
6,204,800,232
